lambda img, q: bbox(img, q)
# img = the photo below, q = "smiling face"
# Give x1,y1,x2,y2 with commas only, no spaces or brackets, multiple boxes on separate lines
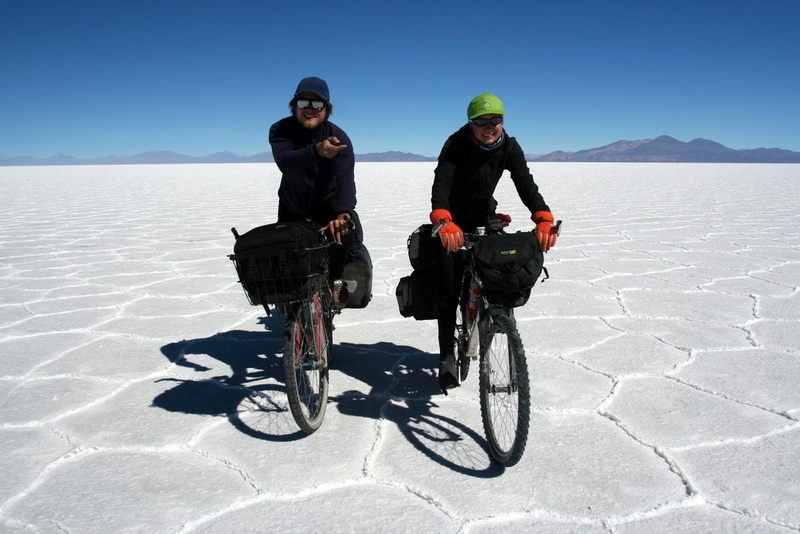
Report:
293,91,329,130
469,114,504,145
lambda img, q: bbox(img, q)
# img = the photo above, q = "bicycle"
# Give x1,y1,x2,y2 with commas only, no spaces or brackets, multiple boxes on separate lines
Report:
229,224,337,433
433,217,559,466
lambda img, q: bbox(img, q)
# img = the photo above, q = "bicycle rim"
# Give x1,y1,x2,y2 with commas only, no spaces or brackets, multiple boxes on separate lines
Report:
478,311,530,466
283,294,329,433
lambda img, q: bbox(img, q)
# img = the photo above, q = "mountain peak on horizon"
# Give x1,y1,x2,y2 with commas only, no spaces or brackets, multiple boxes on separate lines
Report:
531,135,800,163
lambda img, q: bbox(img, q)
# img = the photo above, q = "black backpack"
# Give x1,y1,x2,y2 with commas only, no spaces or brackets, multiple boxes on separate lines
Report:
471,231,544,307
230,221,326,306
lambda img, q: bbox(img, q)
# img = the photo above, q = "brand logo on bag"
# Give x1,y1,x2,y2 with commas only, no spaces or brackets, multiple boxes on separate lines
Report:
500,249,517,256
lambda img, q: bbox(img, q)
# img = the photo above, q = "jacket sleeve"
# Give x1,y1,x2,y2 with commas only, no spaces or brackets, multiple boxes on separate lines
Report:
331,127,357,215
430,135,458,211
506,138,550,214
269,120,319,173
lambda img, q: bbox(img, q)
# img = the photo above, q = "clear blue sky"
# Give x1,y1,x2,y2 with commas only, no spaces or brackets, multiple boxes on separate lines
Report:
2,0,798,159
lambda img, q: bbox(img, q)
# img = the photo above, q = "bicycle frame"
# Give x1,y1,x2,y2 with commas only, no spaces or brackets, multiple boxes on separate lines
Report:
433,218,532,466
454,228,517,382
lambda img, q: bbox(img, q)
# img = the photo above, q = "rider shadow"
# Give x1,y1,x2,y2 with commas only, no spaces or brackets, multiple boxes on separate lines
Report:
153,322,505,474
153,315,310,441
332,341,505,478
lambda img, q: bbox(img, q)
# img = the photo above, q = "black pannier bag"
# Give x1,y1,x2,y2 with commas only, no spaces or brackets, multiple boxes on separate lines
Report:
407,224,438,270
396,269,439,320
343,243,373,309
396,224,441,320
229,221,327,306
471,231,544,307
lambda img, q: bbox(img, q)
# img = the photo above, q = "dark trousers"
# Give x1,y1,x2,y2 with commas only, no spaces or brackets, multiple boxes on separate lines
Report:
435,241,467,360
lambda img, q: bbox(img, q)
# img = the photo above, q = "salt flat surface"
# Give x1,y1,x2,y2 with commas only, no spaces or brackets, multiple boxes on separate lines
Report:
1,162,799,533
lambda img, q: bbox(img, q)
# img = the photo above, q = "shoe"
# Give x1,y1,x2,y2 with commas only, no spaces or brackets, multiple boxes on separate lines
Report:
332,279,349,309
438,354,459,391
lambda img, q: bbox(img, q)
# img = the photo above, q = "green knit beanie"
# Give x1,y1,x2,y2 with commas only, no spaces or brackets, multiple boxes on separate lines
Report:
467,93,505,119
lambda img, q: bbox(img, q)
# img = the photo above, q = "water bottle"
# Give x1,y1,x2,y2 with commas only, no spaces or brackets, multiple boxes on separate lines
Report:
466,279,479,323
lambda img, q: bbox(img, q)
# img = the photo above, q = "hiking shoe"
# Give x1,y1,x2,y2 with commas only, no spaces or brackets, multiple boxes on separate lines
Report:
332,279,349,309
438,354,460,391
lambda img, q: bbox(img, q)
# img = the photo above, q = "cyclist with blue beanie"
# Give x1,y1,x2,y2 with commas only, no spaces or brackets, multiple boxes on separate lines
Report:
269,76,361,308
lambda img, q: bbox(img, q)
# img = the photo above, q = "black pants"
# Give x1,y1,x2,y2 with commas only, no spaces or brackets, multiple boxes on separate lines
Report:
435,241,467,360
277,202,362,280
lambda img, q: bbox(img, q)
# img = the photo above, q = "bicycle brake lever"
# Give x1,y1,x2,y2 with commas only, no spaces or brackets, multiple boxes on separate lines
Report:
431,220,447,237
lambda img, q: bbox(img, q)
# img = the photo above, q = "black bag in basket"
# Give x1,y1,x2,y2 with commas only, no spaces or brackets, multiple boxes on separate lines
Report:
471,231,543,307
230,221,326,305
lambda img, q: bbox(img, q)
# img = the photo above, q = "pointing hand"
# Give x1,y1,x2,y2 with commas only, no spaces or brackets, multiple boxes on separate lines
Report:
316,137,348,158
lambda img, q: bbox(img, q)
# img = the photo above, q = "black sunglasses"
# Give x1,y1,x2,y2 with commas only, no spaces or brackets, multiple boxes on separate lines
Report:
470,116,504,126
296,99,327,111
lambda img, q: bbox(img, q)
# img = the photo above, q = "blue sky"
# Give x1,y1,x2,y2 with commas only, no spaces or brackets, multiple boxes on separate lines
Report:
1,0,798,159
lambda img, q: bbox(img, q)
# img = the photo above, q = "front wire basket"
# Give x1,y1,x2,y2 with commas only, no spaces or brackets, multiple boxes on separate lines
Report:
230,243,330,306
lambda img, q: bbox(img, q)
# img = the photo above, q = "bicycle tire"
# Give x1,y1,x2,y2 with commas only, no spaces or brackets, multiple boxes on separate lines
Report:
478,310,530,466
283,293,330,433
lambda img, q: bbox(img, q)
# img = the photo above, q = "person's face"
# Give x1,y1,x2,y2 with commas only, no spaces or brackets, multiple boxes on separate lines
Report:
469,114,504,145
294,92,328,130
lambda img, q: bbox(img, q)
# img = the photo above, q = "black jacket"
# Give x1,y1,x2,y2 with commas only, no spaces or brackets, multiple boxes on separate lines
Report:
269,117,356,217
431,125,549,229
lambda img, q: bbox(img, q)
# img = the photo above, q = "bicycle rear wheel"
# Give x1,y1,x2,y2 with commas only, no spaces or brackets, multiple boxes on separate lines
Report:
478,310,530,466
283,293,330,433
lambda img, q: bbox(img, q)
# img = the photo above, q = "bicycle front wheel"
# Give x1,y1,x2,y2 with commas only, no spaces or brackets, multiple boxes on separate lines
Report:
478,310,530,466
283,293,330,433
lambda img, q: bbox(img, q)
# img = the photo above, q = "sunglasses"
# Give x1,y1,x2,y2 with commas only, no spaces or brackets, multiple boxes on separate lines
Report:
296,99,327,111
470,116,504,127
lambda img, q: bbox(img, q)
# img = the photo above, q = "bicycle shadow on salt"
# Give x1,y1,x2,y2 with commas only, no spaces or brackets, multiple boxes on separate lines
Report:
151,325,505,474
153,315,310,441
332,341,506,478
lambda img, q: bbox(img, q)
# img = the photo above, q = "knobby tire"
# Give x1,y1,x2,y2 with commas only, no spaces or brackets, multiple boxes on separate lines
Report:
478,311,530,466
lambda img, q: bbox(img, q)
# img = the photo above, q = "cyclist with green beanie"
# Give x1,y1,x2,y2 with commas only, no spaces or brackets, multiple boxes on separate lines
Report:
430,93,559,390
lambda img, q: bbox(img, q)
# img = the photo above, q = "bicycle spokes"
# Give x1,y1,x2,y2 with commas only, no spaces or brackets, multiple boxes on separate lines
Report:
479,312,530,467
283,294,329,433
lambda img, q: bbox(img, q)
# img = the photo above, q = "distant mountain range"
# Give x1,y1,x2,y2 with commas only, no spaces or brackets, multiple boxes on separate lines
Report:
0,150,436,166
2,136,798,165
529,135,800,163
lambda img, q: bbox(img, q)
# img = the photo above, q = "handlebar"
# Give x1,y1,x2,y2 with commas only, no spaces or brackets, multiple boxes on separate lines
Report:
431,219,447,236
431,218,563,250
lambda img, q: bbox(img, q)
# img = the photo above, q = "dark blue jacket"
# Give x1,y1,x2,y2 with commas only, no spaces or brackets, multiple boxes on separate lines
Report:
269,117,356,217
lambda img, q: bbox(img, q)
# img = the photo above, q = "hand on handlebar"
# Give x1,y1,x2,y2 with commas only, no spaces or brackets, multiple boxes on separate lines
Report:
532,211,559,252
322,213,352,245
430,209,464,252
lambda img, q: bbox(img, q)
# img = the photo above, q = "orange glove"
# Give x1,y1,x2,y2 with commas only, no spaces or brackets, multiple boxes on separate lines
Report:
532,211,558,252
430,209,464,253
